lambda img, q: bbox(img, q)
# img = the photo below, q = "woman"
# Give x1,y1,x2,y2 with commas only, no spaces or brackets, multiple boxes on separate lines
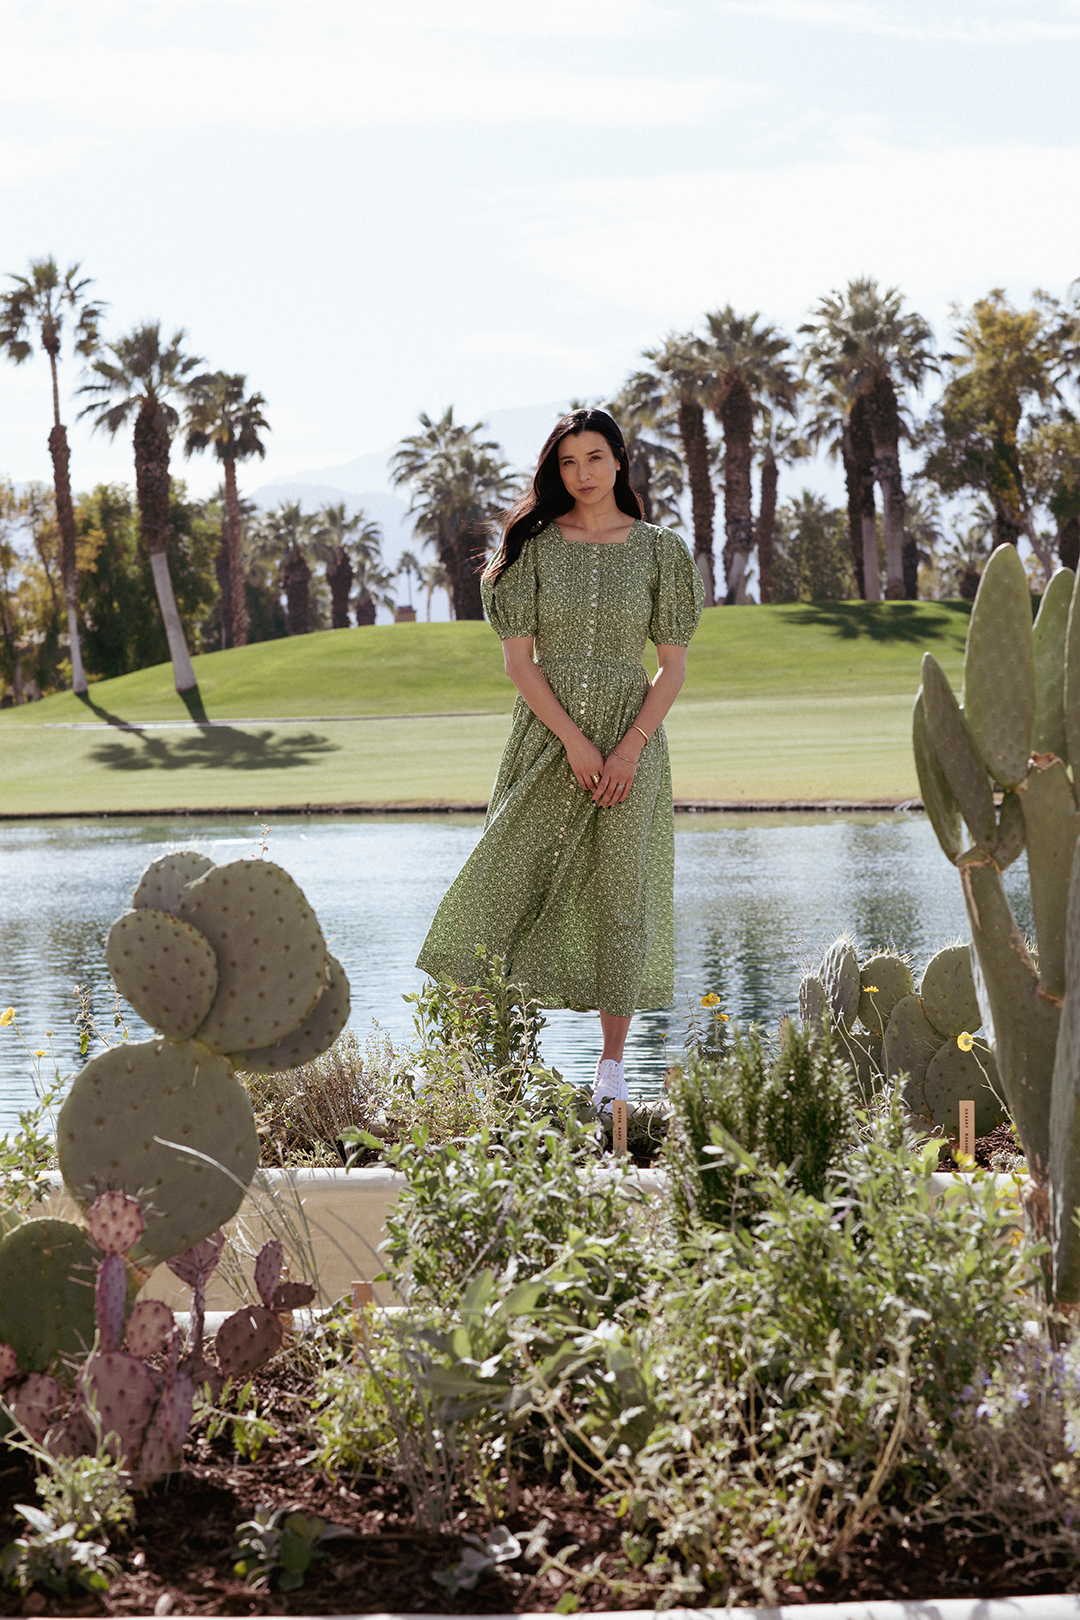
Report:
416,408,704,1107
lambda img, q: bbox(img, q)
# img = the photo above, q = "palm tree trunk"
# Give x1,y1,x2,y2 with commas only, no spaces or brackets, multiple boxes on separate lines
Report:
327,548,354,628
223,458,248,647
719,378,754,605
850,395,880,603
448,525,485,620
282,546,311,634
840,422,865,598
628,446,653,523
214,535,232,649
755,451,778,604
133,398,198,692
868,375,906,599
46,370,87,694
677,399,715,603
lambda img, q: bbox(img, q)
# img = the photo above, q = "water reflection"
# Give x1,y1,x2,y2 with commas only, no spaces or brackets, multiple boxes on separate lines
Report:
0,811,1032,1126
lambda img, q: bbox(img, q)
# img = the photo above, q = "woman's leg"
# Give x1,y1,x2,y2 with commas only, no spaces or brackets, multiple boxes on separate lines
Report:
600,1011,632,1063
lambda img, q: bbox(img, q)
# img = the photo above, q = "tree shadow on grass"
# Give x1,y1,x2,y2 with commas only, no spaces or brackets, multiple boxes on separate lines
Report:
89,728,340,774
787,601,972,644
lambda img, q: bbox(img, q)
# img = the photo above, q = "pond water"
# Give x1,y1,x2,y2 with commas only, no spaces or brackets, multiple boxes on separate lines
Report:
0,812,1033,1129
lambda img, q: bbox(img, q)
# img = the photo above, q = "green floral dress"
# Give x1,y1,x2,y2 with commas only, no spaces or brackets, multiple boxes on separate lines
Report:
416,520,704,1016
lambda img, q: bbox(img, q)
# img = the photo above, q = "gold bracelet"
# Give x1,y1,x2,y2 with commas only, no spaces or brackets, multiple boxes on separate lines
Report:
612,751,636,765
630,724,650,745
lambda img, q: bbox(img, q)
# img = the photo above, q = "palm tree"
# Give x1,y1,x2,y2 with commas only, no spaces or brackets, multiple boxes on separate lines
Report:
753,406,809,604
586,378,685,527
640,335,717,600
249,503,319,634
419,558,450,621
396,549,424,610
702,307,799,603
79,323,203,693
801,279,934,598
184,372,269,649
311,503,383,628
0,258,105,695
804,380,880,600
390,409,517,619
353,554,397,625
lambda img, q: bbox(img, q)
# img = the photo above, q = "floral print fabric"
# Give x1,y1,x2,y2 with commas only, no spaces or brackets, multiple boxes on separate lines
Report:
415,520,704,1016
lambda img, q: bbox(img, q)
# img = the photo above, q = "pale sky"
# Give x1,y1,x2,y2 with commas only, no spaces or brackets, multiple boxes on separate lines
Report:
2,0,1079,501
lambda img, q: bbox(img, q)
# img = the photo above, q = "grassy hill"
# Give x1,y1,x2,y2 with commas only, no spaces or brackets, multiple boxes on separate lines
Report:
0,601,969,814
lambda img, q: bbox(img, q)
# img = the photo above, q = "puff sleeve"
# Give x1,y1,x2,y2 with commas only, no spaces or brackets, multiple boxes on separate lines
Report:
481,540,539,639
649,526,705,646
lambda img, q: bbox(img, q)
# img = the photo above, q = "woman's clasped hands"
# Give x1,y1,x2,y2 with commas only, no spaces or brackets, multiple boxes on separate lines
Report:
565,732,642,808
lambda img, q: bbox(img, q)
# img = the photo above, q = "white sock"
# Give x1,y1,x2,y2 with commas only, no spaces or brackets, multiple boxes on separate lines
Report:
590,1057,628,1113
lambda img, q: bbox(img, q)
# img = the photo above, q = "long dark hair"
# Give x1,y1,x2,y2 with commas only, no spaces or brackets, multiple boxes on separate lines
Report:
484,408,643,584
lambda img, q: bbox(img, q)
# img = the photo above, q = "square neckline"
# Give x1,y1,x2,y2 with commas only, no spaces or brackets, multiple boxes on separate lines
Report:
551,518,641,547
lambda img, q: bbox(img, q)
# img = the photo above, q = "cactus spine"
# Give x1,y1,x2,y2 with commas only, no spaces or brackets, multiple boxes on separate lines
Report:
914,545,1080,1297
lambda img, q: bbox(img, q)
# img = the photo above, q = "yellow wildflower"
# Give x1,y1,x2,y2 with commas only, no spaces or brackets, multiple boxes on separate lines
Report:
863,986,879,995
718,1012,730,1022
33,1050,45,1058
701,993,721,1008
957,1031,975,1052
0,1008,14,1027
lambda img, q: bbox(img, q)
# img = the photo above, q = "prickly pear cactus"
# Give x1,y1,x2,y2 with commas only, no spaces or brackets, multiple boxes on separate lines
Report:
215,1304,284,1381
177,860,330,1054
913,545,1080,1298
106,908,219,1042
57,1039,259,1263
857,954,915,1033
235,955,351,1075
0,1220,98,1372
132,850,213,915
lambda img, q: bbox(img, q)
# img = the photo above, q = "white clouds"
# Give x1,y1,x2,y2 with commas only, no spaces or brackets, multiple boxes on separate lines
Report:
715,0,1080,41
501,143,1080,332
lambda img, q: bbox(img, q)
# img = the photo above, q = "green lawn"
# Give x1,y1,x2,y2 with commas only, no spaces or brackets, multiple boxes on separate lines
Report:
0,602,968,814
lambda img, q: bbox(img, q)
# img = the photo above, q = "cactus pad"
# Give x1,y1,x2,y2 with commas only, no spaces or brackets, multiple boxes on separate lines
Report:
857,954,915,1031
0,1220,97,1372
913,690,964,864
995,791,1026,870
963,543,1036,789
918,1038,1003,1138
254,1239,283,1309
883,994,941,1086
87,1190,146,1258
1033,567,1074,759
83,1350,157,1466
798,974,828,1026
920,945,981,1041
921,654,997,853
106,909,219,1042
10,1373,61,1443
166,1228,226,1288
1019,758,1080,1002
95,1254,128,1353
132,850,214,915
0,1345,17,1385
272,1281,316,1312
234,955,351,1074
215,1304,284,1380
820,939,859,1030
58,1039,259,1264
134,1374,195,1488
125,1300,174,1360
177,860,329,1054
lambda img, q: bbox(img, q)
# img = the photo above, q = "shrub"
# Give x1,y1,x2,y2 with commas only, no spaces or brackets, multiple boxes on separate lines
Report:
663,1021,858,1229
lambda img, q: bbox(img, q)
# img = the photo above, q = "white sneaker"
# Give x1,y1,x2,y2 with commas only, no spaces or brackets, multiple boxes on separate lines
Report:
591,1057,628,1113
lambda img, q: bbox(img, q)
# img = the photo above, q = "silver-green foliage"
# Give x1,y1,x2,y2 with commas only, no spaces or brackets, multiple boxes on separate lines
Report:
912,545,1080,1297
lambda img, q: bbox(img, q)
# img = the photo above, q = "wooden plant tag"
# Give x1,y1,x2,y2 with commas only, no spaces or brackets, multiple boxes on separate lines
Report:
351,1279,373,1312
959,1101,975,1160
612,1098,628,1157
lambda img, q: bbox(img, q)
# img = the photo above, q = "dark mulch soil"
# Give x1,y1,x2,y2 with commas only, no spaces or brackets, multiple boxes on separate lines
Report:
937,1121,1024,1172
0,1348,1074,1617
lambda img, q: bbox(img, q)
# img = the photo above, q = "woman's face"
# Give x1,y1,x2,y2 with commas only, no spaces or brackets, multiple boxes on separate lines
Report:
557,431,619,506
